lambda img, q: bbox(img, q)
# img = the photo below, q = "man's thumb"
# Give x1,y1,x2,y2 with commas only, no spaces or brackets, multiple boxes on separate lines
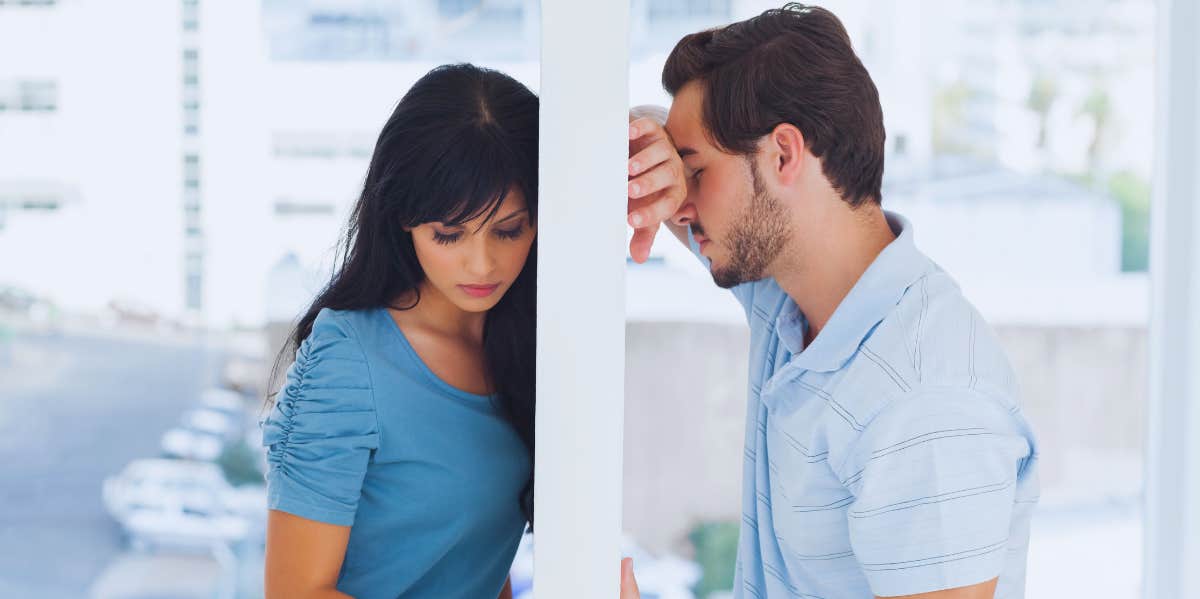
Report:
620,557,640,598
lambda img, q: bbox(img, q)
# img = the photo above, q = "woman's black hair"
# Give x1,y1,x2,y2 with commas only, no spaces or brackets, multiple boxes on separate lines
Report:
267,63,537,525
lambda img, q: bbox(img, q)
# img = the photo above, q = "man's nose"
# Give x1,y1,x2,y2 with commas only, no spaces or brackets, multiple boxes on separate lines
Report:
670,202,697,228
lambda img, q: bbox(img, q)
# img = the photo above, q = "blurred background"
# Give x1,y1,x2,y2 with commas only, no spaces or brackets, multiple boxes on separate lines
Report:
0,0,1156,598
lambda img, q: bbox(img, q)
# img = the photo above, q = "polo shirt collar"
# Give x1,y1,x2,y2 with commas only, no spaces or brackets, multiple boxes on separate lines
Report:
777,211,932,373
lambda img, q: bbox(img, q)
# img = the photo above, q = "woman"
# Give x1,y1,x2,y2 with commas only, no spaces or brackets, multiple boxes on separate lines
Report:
261,63,536,599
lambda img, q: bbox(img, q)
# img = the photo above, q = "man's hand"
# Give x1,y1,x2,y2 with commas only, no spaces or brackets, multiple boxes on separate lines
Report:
879,578,998,599
628,109,688,263
620,557,641,598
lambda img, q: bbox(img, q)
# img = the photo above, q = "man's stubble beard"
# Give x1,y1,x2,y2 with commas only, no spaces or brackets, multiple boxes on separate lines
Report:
710,160,793,289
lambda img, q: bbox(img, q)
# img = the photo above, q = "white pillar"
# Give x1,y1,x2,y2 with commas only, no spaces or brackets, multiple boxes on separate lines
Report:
1144,0,1200,596
535,2,629,598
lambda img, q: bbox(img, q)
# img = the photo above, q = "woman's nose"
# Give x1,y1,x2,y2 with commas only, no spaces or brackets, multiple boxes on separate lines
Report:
464,239,497,278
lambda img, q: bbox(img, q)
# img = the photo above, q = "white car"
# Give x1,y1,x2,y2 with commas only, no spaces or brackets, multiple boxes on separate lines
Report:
103,459,229,521
103,459,265,550
180,408,240,442
122,503,251,552
160,427,224,462
199,387,245,417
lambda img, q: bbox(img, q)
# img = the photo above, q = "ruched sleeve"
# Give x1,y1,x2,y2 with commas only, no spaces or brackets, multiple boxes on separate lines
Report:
262,308,380,526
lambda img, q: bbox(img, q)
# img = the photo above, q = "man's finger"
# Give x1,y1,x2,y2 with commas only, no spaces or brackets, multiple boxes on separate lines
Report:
628,186,685,230
629,138,676,177
628,225,659,264
629,116,667,143
628,160,682,202
620,557,640,599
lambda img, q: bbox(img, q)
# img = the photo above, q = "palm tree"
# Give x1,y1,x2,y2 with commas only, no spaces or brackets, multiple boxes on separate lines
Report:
1027,73,1057,150
1079,84,1112,177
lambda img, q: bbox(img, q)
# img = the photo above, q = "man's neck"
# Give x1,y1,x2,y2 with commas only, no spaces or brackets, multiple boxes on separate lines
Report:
772,205,896,342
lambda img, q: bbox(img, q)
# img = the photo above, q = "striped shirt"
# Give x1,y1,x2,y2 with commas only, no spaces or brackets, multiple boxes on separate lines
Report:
689,211,1039,598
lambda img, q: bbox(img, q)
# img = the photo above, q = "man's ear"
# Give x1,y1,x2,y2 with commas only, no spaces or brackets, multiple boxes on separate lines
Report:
766,122,806,186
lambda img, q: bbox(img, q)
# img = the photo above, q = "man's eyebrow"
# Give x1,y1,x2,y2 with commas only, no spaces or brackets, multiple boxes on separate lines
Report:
677,147,698,159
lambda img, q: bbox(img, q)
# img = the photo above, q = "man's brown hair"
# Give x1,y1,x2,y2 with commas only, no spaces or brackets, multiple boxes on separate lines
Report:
663,3,885,207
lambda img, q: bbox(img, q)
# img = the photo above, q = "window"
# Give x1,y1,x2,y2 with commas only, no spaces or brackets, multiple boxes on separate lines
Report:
632,0,731,57
0,189,64,212
183,99,200,135
274,199,336,217
19,199,59,211
261,0,535,61
185,271,202,310
0,80,58,113
644,0,730,20
272,131,373,160
182,0,199,32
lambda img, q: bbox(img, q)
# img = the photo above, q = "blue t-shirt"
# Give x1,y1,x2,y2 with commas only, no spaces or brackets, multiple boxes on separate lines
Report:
262,306,531,599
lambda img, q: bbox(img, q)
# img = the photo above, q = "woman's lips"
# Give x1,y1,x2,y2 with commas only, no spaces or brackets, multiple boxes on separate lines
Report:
458,284,500,298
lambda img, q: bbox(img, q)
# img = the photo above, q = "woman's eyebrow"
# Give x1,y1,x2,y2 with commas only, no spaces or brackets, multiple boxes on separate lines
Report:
492,208,529,225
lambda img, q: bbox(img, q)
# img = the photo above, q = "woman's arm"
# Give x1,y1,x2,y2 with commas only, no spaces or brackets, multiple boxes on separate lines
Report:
265,509,356,599
498,576,513,599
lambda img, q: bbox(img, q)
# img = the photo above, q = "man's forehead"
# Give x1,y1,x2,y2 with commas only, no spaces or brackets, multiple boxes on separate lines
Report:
665,82,707,154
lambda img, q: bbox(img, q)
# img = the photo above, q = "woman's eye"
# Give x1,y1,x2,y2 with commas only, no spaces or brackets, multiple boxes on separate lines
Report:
433,231,462,245
691,168,704,182
495,224,525,240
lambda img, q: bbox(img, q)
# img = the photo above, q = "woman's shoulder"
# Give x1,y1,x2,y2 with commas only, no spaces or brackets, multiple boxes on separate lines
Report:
304,307,404,379
270,308,380,426
309,306,392,348
297,307,381,376
311,305,366,334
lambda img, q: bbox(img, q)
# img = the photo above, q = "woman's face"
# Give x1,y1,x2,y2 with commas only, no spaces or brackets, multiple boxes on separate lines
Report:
409,187,536,314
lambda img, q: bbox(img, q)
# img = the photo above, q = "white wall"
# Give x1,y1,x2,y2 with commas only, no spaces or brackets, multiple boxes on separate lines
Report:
0,1,183,315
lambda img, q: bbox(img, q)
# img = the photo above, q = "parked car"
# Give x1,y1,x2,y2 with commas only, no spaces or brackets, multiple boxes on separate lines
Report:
199,387,245,417
103,459,229,521
180,407,241,442
160,427,224,462
121,503,251,552
102,458,265,551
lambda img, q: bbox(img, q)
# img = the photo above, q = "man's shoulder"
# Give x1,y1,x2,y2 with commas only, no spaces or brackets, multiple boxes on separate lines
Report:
831,271,1020,428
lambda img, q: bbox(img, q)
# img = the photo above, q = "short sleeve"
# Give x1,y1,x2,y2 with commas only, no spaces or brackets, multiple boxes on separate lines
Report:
834,390,1035,597
262,308,380,526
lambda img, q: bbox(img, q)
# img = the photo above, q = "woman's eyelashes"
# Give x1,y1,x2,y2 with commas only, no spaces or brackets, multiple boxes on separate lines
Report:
494,223,526,240
432,230,462,245
431,222,526,246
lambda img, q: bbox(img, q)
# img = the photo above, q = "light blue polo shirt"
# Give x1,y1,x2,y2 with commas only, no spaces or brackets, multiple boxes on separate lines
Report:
687,212,1039,598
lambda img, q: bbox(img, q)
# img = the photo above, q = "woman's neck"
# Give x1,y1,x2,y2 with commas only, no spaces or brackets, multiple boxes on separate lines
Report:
397,281,486,344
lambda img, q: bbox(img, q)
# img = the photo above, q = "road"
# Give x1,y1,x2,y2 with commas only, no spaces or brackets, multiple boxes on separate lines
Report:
0,326,228,598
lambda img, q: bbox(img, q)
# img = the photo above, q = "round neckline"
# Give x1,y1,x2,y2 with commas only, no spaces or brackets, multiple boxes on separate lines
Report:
376,306,496,404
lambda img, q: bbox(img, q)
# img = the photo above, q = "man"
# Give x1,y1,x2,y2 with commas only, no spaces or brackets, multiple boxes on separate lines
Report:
621,4,1039,598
